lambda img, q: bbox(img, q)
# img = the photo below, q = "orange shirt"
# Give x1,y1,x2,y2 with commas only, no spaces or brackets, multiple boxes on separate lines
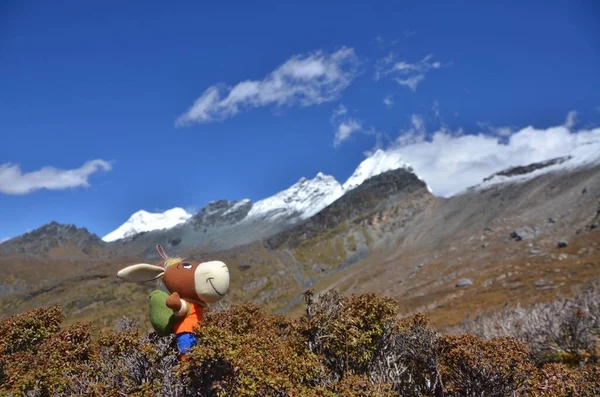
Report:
173,301,204,334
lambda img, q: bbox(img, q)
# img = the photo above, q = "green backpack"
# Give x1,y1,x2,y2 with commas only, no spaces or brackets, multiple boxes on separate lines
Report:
148,290,177,336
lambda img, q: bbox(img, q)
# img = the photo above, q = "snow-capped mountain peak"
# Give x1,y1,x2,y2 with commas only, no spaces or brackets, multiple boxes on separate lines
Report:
245,172,344,221
342,149,413,191
241,150,428,225
102,207,192,242
102,150,427,241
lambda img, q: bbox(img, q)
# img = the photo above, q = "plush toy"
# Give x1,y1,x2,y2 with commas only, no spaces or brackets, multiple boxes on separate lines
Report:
117,244,230,359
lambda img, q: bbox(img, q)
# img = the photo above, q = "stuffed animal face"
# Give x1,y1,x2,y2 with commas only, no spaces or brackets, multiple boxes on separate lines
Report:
162,260,230,303
117,246,230,305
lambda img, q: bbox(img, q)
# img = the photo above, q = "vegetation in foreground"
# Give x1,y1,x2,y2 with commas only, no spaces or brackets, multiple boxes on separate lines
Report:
1,279,599,396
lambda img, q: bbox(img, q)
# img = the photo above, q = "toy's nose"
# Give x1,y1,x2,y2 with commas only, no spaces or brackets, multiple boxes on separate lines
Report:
194,260,230,303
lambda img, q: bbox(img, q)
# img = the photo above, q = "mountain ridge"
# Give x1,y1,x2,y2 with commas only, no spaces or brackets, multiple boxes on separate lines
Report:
3,146,599,259
1,156,599,334
100,149,416,244
0,221,107,257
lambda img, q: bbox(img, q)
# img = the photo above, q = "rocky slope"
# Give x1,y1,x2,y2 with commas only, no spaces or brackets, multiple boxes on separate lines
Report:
188,159,600,323
267,167,431,250
306,161,600,328
0,221,108,258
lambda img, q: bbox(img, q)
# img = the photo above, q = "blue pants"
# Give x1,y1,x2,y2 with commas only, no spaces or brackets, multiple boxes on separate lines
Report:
176,332,197,355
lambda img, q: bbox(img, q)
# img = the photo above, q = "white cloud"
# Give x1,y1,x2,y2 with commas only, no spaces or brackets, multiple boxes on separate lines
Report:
331,103,363,147
375,53,449,91
374,52,396,81
396,114,426,146
176,47,359,125
565,110,577,129
332,103,348,118
383,95,394,108
0,237,9,244
382,113,600,197
334,119,361,147
394,60,430,74
395,75,425,91
0,159,112,195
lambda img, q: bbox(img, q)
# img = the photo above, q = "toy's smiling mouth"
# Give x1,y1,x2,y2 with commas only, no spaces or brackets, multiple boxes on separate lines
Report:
207,277,226,296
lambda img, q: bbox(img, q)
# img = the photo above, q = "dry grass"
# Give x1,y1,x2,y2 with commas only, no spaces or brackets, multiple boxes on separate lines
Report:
290,229,600,331
421,231,600,329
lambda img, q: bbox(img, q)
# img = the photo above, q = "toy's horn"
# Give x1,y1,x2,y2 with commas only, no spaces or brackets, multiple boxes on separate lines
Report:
156,244,169,261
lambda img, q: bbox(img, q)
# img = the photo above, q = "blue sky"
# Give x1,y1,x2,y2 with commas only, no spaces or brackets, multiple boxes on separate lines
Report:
1,0,599,240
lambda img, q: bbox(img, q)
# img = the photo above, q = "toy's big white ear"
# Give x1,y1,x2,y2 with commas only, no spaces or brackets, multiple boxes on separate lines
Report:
117,264,165,282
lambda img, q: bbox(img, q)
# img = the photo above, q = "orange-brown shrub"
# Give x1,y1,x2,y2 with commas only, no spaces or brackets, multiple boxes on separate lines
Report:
440,334,535,396
2,321,94,395
300,290,399,379
523,362,600,396
0,309,182,396
0,304,64,355
326,372,395,397
179,302,328,396
75,321,182,396
1,289,600,396
0,305,66,393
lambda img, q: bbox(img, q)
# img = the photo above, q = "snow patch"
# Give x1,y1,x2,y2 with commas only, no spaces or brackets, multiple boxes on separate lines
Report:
342,149,415,191
245,172,344,221
223,199,251,216
103,207,192,242
244,150,418,222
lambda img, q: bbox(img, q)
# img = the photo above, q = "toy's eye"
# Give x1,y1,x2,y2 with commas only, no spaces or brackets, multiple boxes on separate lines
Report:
182,263,192,269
